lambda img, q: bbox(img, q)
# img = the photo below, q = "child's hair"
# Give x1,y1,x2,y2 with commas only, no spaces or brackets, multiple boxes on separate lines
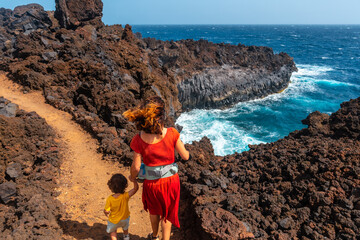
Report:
107,174,128,194
122,96,165,134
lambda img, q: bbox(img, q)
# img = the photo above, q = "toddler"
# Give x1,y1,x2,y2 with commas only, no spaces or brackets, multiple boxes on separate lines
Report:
104,174,139,240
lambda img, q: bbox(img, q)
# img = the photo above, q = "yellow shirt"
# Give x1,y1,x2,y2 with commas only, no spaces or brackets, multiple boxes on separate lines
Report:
104,192,130,224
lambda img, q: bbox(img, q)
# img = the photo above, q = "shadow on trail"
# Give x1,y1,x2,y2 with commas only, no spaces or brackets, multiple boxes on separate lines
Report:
59,220,147,240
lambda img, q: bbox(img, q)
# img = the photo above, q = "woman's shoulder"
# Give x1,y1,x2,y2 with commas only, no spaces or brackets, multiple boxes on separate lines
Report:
167,127,178,133
166,127,180,142
131,133,141,142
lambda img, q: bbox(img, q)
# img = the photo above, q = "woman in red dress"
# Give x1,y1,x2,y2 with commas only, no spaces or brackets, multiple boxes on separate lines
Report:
123,96,189,240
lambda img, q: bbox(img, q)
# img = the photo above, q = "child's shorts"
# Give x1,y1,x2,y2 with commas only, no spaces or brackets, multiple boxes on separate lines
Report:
106,217,130,233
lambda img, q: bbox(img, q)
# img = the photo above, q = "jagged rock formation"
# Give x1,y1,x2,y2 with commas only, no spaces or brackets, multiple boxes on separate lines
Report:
55,0,103,29
0,99,63,238
177,97,360,239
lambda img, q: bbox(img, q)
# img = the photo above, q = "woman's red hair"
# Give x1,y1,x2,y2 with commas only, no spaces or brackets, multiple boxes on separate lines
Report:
123,96,165,134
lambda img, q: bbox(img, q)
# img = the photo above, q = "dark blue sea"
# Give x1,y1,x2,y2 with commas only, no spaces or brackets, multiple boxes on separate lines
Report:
132,25,360,155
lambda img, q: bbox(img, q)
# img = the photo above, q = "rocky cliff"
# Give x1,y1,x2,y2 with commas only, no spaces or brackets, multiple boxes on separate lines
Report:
143,38,296,110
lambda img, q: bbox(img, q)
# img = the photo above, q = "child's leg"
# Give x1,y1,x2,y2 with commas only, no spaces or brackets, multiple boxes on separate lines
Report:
161,219,172,240
110,231,117,240
122,217,130,240
149,214,160,237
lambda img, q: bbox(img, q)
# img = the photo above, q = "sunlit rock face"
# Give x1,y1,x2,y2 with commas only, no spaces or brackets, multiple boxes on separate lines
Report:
55,0,103,29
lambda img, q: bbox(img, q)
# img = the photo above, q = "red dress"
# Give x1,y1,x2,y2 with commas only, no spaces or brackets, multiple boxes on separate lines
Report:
130,127,180,227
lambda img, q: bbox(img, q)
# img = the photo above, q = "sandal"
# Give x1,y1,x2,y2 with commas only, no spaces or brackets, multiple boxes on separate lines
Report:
147,233,159,240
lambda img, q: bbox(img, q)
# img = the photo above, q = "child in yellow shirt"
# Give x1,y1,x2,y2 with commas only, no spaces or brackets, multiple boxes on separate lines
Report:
104,173,139,240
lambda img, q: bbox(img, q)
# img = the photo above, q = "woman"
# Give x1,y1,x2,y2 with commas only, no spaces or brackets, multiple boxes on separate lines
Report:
123,96,189,240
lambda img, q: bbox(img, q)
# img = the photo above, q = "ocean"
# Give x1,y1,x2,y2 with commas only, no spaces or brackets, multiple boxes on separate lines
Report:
132,25,360,156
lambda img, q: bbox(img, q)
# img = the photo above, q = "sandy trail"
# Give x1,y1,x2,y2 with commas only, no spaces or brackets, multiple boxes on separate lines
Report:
0,74,152,239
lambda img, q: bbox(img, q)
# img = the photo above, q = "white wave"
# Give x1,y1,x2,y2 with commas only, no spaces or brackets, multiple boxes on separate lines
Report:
177,115,265,155
321,57,331,60
314,79,359,87
293,64,333,77
176,64,336,155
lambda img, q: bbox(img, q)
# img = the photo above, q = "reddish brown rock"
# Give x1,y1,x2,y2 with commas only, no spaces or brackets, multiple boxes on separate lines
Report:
0,99,63,238
55,0,103,29
201,207,255,239
178,98,360,239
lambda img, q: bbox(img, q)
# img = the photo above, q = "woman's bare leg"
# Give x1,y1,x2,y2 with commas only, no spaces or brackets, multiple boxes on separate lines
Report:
161,219,172,240
149,214,160,237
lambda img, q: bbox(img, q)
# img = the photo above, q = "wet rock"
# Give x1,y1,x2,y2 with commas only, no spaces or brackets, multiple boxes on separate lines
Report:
0,181,17,203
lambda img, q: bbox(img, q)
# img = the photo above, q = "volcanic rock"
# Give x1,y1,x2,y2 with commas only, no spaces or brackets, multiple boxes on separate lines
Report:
9,4,51,34
55,0,103,29
200,207,255,239
177,97,360,239
0,99,63,238
0,97,19,117
0,181,17,203
144,38,297,110
6,162,22,178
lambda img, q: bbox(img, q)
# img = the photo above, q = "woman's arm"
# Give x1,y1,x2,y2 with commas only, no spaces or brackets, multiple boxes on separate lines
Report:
130,152,142,182
175,137,190,160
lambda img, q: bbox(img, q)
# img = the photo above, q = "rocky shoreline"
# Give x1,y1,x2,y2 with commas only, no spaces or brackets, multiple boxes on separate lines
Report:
0,1,358,240
176,98,360,239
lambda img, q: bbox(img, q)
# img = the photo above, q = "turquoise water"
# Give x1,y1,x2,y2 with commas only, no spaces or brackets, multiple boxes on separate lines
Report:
132,25,360,155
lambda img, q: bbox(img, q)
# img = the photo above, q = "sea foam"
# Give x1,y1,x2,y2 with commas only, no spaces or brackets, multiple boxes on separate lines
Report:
177,64,348,156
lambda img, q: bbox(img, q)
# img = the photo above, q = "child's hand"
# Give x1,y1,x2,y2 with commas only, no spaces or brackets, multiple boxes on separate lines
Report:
104,209,110,217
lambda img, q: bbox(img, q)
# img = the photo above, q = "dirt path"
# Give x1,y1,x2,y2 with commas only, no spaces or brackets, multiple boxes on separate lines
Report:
0,74,152,239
